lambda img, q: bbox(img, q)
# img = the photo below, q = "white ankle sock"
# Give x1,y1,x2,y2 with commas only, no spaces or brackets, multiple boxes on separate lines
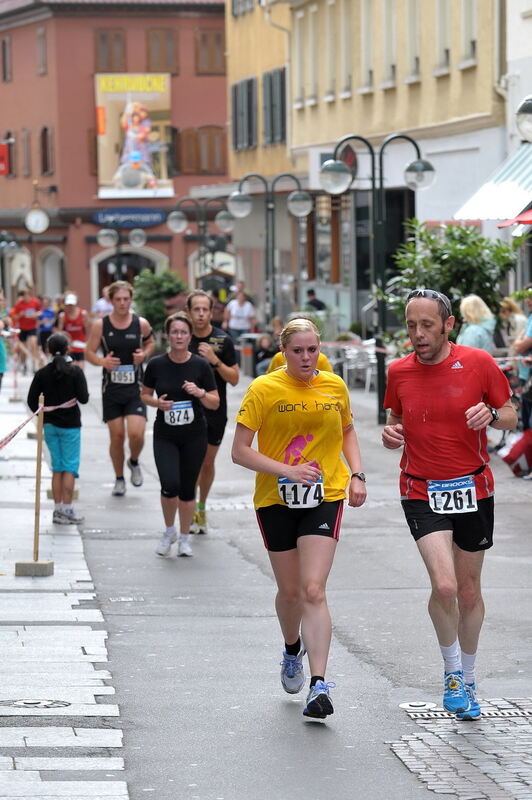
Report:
54,503,62,512
179,532,189,542
440,640,462,674
165,526,176,536
461,651,477,685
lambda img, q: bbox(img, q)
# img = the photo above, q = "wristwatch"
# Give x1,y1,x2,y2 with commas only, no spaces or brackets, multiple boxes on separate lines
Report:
487,405,499,424
351,472,366,482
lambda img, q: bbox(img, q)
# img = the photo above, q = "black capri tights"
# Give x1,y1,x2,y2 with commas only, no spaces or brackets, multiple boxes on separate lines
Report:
153,435,207,501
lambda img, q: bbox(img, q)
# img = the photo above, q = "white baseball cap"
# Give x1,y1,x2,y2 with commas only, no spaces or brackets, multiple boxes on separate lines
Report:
64,293,77,305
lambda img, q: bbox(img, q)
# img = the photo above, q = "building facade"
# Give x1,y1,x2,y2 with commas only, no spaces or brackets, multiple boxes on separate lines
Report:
0,0,228,308
224,0,513,328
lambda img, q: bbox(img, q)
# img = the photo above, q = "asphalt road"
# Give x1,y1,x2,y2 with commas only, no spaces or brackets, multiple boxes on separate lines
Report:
79,363,532,800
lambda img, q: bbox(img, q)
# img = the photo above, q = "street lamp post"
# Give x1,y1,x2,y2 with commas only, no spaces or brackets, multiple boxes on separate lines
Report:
320,133,435,424
96,224,148,279
0,230,19,295
227,174,313,321
166,198,234,277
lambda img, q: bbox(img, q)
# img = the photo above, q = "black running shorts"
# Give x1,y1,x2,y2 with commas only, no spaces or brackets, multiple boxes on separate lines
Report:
256,500,344,552
102,392,147,423
206,413,227,447
401,496,494,552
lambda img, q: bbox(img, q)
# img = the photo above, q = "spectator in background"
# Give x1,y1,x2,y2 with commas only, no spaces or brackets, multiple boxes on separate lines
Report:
456,295,496,354
92,286,113,320
500,297,527,346
11,287,41,373
305,288,326,311
224,290,256,364
513,285,532,438
38,296,55,349
210,289,226,326
255,333,279,376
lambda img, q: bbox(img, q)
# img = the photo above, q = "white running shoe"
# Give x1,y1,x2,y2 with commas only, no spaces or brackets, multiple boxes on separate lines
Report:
52,510,71,525
280,644,306,694
156,531,177,557
112,478,126,496
178,537,193,557
127,458,143,487
61,507,85,524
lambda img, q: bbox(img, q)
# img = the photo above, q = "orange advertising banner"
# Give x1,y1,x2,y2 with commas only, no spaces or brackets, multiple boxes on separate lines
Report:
96,106,106,136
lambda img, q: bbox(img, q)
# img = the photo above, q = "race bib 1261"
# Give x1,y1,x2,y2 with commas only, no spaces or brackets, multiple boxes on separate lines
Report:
427,475,478,514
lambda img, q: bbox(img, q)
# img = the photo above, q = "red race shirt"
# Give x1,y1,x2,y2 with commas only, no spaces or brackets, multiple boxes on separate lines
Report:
384,343,511,501
62,309,87,353
12,298,41,331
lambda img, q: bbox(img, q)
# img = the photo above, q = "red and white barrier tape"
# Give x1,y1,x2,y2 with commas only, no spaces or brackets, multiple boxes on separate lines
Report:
0,398,77,451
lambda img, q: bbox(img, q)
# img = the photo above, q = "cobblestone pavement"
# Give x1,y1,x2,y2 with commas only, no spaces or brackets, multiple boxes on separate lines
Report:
391,698,532,798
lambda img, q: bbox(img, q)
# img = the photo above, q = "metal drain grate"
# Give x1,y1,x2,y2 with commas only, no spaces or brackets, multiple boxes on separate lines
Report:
408,708,532,719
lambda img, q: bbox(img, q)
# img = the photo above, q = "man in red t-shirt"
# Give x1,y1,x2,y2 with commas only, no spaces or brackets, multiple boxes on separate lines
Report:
382,288,516,721
12,288,41,373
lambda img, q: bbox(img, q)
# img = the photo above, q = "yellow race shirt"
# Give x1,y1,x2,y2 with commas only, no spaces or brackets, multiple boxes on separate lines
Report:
236,369,352,509
266,351,333,374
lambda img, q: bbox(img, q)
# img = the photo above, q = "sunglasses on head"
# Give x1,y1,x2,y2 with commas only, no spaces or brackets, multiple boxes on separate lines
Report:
407,288,452,315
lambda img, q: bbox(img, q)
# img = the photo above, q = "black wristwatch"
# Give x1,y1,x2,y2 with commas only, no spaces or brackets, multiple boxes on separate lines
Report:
487,405,499,424
351,472,366,482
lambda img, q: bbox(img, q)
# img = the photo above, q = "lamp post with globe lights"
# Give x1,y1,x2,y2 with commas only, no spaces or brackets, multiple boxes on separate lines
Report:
166,197,234,277
516,95,532,143
227,173,313,321
95,225,149,280
320,133,435,424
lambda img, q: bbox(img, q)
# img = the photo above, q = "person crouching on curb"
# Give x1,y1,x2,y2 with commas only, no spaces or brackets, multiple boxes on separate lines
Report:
27,333,89,525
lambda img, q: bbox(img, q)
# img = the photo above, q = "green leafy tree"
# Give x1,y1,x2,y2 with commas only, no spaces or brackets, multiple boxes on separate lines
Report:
133,269,188,333
382,220,522,340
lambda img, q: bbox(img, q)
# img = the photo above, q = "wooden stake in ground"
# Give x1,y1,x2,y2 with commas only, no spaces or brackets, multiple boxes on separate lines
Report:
15,393,54,577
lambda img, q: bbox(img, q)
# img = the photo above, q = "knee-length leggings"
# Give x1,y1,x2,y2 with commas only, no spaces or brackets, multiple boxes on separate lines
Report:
153,434,207,500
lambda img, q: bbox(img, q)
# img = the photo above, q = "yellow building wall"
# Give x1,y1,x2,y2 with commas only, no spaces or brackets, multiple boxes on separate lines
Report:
225,0,296,179
290,0,505,172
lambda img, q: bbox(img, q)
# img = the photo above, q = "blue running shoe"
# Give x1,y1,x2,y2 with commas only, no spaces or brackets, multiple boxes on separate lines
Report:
280,645,306,694
443,670,470,713
456,683,481,720
303,680,336,719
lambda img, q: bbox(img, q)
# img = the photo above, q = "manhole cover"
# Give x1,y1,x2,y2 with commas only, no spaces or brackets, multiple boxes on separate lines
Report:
0,699,72,709
399,701,437,711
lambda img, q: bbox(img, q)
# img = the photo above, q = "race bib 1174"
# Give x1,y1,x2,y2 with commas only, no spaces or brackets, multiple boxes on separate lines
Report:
277,475,324,509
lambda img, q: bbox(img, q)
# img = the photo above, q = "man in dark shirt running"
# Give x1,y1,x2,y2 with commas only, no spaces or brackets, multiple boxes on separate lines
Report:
85,280,154,496
187,290,239,533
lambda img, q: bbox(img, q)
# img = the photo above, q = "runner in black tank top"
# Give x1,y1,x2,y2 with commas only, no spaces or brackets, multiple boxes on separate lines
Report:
85,281,154,496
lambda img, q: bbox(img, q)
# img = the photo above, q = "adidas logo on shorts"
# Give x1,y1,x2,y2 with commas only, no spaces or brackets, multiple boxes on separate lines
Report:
478,537,488,546
318,522,330,530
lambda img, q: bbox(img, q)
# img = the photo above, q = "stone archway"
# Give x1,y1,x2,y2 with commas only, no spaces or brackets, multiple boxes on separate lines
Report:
37,246,65,300
90,245,169,306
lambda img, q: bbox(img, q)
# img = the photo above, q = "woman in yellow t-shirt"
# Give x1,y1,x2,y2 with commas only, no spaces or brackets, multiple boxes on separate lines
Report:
266,349,332,374
232,318,366,720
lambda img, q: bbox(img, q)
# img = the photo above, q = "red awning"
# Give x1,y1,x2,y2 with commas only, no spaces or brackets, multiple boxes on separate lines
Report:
497,209,532,227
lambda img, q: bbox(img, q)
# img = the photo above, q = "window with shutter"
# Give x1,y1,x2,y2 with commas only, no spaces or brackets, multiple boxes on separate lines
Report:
22,129,31,177
147,29,178,73
180,128,199,174
231,84,239,151
4,130,15,177
196,29,225,75
262,72,272,145
1,37,12,82
197,126,226,173
248,78,257,147
37,27,47,76
40,126,54,175
96,29,126,72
